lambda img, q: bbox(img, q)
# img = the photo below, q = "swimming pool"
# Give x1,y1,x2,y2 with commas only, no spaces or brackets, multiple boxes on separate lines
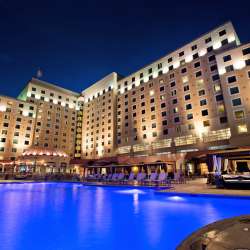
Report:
0,183,250,250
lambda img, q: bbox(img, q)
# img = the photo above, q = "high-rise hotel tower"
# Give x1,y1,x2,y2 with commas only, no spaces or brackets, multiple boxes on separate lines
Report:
1,21,250,172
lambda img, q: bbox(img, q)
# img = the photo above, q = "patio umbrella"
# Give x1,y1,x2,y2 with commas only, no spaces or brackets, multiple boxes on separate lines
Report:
212,155,218,173
224,158,229,173
217,157,222,175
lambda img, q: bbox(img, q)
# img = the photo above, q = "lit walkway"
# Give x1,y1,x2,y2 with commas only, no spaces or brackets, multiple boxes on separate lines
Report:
162,178,250,197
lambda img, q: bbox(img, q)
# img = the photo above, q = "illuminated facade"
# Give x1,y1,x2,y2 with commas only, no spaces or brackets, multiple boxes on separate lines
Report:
1,21,250,170
0,96,36,160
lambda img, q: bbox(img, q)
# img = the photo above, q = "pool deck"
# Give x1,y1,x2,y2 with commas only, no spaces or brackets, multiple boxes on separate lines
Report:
161,178,250,197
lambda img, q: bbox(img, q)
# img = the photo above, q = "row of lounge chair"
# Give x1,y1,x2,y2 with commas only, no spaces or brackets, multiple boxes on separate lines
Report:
84,172,179,186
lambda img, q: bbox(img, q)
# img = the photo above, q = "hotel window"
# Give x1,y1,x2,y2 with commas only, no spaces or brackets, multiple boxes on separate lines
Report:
168,57,173,63
227,76,236,83
245,59,250,66
221,39,228,46
219,29,226,36
235,110,245,119
184,85,189,92
242,47,250,55
172,98,178,104
223,55,231,62
248,71,250,78
204,46,212,54
169,73,175,79
151,107,155,112
169,65,174,71
174,117,180,123
193,53,199,60
225,65,234,73
198,89,205,96
181,68,187,74
194,61,200,68
232,98,242,107
220,117,227,124
171,90,177,96
161,103,166,108
148,68,152,74
229,86,239,95
215,94,223,101
132,77,135,82
173,107,178,113
187,113,193,120
143,134,147,139
32,87,36,91
152,123,156,128
141,102,145,107
186,104,192,110
149,75,153,80
162,111,167,117
152,132,157,137
214,84,221,92
205,37,212,43
163,129,168,135
158,63,162,69
203,120,210,127
160,86,165,92
210,65,217,72
195,71,202,78
237,124,248,134
208,55,215,62
202,109,208,116
162,120,167,126
185,94,191,101
212,74,220,81
141,95,144,99
200,99,207,106
141,110,145,114
191,44,197,51
179,51,184,57
170,81,176,87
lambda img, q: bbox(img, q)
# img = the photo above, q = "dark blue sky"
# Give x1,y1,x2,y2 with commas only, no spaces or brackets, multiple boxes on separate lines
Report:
0,0,250,97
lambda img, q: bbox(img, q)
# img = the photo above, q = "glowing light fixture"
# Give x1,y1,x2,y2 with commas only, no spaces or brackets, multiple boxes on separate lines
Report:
234,60,245,70
185,55,193,63
218,67,226,75
228,35,236,43
213,41,221,50
0,105,6,112
199,49,207,57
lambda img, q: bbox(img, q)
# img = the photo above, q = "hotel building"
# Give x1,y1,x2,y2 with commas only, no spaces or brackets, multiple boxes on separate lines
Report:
1,21,250,175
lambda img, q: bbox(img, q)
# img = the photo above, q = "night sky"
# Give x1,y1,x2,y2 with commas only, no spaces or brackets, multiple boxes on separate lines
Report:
0,0,250,97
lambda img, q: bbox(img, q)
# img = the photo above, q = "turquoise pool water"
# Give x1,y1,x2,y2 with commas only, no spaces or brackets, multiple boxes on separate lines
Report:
0,183,250,250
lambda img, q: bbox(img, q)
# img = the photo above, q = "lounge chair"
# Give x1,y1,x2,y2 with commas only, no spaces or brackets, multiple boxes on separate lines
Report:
143,172,158,185
105,173,113,182
123,172,135,184
110,173,119,182
116,173,125,183
136,172,146,184
154,172,167,186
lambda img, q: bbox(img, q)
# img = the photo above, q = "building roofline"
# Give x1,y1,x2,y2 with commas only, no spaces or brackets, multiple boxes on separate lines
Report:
0,94,37,105
118,21,236,82
28,78,80,97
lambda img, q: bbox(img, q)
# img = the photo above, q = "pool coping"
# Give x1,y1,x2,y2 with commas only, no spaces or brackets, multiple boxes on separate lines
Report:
1,181,250,199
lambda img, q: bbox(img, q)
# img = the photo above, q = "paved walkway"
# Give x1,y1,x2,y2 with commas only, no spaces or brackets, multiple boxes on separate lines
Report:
163,178,250,197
